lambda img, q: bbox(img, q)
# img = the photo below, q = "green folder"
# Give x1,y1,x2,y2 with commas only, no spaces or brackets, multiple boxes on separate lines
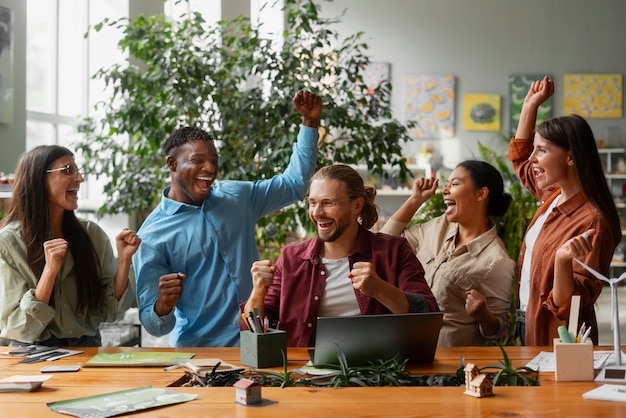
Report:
48,386,197,418
83,351,194,367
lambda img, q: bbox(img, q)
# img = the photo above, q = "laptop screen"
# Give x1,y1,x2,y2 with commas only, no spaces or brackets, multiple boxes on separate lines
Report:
312,312,443,367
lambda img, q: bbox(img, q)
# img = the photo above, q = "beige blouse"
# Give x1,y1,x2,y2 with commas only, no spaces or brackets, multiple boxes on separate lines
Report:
381,215,515,346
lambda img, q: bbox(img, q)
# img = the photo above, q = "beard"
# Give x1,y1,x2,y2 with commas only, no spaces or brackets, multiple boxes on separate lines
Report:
317,227,342,242
315,219,347,243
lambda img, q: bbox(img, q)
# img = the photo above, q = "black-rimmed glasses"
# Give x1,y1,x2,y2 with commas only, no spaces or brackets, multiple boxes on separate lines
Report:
45,164,84,178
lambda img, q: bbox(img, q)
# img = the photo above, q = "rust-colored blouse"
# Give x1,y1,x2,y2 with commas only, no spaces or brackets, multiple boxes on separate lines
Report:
509,136,615,346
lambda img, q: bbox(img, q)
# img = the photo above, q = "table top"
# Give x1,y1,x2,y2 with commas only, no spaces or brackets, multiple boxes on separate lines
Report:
1,345,624,417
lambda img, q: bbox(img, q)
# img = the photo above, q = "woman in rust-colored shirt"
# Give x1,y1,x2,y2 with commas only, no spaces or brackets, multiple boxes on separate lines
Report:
509,76,621,346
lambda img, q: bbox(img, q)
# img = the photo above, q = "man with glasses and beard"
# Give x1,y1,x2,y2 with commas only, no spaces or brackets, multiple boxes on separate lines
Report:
243,164,439,347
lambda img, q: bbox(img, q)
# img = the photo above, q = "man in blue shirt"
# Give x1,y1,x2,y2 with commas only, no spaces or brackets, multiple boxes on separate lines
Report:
133,90,322,347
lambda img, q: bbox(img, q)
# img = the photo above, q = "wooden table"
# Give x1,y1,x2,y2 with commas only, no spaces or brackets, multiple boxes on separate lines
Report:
1,345,624,417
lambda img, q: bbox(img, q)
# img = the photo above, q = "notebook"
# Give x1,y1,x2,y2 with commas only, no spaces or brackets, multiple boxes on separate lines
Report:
312,312,443,367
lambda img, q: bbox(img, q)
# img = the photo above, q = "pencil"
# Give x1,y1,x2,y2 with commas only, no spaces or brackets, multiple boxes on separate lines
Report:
241,313,251,330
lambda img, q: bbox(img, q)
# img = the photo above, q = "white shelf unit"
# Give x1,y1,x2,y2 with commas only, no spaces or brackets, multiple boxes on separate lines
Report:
0,183,12,199
599,148,626,276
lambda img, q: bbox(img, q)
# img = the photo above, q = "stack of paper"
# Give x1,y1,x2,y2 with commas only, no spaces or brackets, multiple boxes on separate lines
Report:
0,375,52,392
524,350,625,372
181,358,243,375
583,384,626,402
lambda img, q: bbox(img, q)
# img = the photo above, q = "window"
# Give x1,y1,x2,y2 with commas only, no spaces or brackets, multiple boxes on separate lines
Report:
164,0,220,23
27,0,128,150
26,0,130,243
251,0,284,49
26,0,283,216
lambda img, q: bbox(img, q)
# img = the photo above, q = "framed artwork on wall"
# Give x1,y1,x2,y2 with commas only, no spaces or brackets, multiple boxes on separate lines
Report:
0,6,13,124
359,61,390,95
564,73,623,119
463,93,500,132
509,74,553,136
403,73,455,139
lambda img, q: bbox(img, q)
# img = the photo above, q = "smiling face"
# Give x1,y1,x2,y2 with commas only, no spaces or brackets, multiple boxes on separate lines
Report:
45,155,84,213
528,132,572,190
308,178,359,242
441,166,487,225
167,139,219,205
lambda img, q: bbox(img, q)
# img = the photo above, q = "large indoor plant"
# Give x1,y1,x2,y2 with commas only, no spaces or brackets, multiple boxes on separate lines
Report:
75,0,414,255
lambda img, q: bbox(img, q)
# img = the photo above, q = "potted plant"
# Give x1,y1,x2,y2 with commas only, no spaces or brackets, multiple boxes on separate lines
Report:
75,0,415,254
479,344,540,386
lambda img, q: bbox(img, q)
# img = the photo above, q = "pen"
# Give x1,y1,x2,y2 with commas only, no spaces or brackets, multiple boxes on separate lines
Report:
264,316,269,333
163,364,182,372
247,312,258,333
253,307,264,333
241,313,251,330
256,314,264,333
576,322,586,343
581,326,592,343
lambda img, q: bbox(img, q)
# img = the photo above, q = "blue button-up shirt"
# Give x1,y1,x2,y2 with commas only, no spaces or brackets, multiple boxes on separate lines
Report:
133,125,318,347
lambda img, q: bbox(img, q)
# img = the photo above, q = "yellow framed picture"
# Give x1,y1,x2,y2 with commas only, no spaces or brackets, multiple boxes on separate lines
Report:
463,93,500,131
564,73,623,119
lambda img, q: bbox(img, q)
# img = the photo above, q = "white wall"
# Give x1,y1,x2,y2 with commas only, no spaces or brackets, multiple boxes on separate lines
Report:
320,0,626,167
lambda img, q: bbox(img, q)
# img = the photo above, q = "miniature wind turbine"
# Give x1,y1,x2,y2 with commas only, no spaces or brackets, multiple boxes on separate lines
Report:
574,258,626,383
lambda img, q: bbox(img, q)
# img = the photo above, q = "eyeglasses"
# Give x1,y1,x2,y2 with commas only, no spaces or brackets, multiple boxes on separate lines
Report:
46,164,84,178
305,197,351,210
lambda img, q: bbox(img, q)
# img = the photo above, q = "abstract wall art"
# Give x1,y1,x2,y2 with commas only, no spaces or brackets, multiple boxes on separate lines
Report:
360,61,390,95
404,73,455,139
564,73,623,119
509,74,553,135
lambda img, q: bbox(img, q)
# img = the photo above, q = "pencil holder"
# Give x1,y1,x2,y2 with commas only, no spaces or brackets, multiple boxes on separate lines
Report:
553,338,594,381
240,329,287,368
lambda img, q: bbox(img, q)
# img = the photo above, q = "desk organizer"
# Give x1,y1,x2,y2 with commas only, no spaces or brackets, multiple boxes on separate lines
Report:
553,338,594,381
240,329,287,368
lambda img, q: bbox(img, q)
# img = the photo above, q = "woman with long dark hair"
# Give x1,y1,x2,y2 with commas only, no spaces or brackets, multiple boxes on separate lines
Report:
381,160,515,346
510,76,620,346
0,145,141,346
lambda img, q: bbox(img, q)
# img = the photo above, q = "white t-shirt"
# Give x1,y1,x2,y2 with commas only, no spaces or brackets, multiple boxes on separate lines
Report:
519,195,561,312
317,257,361,317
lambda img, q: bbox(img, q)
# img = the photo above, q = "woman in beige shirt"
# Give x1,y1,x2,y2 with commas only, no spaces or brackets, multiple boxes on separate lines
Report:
380,160,514,346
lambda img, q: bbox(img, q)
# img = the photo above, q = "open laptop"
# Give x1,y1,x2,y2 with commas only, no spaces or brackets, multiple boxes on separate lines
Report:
312,312,444,367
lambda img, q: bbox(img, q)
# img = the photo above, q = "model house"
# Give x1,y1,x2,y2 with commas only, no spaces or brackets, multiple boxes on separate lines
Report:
464,363,494,398
234,378,262,405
